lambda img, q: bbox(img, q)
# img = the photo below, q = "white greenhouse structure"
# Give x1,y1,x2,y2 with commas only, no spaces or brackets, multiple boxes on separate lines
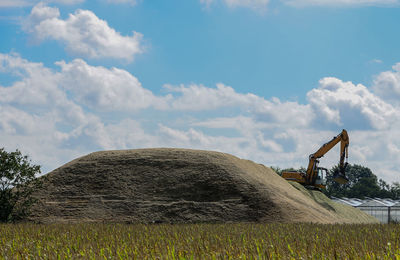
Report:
332,197,400,223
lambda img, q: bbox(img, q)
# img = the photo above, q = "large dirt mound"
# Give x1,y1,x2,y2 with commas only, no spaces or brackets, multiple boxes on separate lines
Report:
29,148,377,223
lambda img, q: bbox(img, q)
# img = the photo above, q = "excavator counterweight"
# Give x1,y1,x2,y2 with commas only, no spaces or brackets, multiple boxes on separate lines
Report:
282,129,349,189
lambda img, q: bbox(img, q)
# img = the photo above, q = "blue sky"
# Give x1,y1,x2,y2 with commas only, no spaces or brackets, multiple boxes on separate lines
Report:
1,0,400,183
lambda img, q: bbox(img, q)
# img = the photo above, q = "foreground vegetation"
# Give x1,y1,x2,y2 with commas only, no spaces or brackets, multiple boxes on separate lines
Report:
1,223,400,259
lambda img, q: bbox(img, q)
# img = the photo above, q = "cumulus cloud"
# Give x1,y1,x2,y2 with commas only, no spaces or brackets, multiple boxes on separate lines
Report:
24,3,143,61
0,53,68,107
194,116,264,131
157,124,263,159
0,53,160,171
0,53,171,113
56,59,169,111
165,83,261,110
372,63,400,103
282,0,400,7
22,4,60,33
165,83,314,127
251,97,314,127
307,77,398,130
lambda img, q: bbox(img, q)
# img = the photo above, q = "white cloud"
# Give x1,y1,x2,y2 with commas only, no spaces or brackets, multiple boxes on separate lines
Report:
24,3,60,27
283,0,400,7
0,106,45,135
24,3,143,61
165,83,314,127
0,53,68,107
0,53,132,170
2,52,400,183
157,124,256,157
251,97,314,127
165,83,261,110
307,77,398,130
56,59,169,111
372,63,400,104
194,116,264,131
0,53,170,112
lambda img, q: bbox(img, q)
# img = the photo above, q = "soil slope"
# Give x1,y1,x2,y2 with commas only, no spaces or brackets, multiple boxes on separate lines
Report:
29,148,377,223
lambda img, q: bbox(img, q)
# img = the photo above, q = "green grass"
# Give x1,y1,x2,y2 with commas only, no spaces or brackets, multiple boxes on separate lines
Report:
1,223,400,259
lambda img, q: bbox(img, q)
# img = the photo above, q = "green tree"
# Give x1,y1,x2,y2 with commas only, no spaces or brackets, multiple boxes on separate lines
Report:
377,179,393,198
325,164,392,199
0,148,42,222
389,182,400,200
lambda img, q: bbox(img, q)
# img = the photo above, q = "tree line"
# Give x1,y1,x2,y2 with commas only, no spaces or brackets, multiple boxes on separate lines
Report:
326,164,400,199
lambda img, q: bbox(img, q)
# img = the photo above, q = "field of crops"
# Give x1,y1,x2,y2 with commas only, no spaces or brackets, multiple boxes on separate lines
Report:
1,223,400,259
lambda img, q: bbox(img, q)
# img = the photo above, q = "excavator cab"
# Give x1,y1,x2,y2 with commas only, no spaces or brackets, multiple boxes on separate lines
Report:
315,167,328,187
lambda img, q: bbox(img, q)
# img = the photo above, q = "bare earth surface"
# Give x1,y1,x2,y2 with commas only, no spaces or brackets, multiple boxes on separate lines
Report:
29,148,378,224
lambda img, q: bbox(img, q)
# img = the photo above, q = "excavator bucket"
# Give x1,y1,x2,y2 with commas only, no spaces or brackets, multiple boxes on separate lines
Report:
333,173,349,184
333,164,349,184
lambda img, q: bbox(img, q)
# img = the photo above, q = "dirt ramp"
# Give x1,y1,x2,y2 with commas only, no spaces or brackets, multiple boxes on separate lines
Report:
29,148,377,223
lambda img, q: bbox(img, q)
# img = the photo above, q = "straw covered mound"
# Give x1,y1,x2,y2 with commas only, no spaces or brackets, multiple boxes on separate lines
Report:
29,148,377,223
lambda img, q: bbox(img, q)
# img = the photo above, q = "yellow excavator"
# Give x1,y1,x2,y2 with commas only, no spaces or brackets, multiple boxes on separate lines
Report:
282,129,349,189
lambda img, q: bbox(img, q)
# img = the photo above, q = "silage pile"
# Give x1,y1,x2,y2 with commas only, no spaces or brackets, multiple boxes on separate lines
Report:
29,148,377,224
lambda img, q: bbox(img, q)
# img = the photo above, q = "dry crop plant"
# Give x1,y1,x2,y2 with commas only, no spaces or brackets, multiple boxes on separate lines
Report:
0,223,400,259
